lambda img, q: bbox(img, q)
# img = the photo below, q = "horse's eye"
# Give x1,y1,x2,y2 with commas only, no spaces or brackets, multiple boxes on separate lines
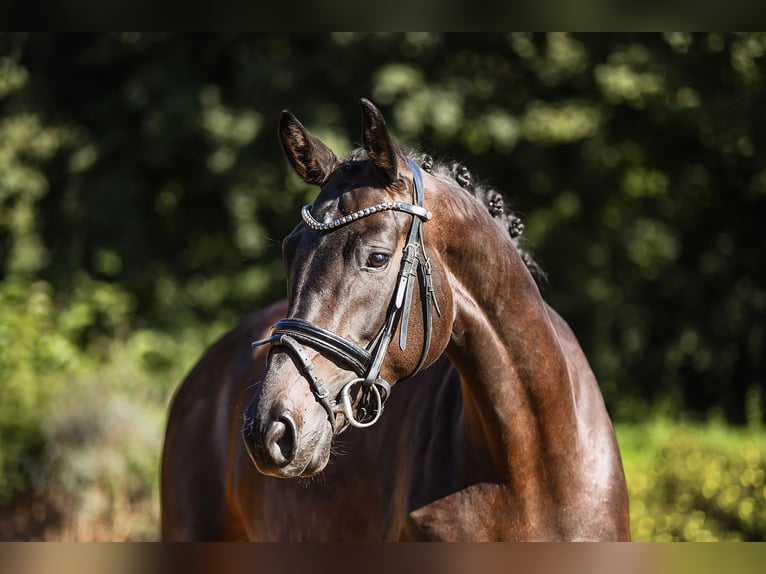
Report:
366,252,390,269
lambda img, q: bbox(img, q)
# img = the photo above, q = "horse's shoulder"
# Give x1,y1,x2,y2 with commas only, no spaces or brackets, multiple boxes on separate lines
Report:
162,300,288,540
164,301,288,466
169,300,287,405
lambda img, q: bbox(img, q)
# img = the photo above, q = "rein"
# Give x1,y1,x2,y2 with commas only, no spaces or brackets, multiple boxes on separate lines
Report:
252,159,441,432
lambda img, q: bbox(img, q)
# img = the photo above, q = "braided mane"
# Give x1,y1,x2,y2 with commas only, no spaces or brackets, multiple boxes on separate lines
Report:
346,148,545,284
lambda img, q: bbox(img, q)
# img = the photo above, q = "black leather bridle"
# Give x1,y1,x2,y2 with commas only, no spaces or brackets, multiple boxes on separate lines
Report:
252,158,441,432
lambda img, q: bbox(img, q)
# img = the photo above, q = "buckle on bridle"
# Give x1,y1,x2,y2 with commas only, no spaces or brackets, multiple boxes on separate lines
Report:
334,377,391,429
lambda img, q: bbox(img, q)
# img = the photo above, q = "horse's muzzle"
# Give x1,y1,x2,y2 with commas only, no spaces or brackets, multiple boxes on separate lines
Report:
242,398,332,478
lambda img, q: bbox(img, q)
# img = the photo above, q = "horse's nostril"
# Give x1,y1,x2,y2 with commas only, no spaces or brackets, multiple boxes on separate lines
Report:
265,413,297,465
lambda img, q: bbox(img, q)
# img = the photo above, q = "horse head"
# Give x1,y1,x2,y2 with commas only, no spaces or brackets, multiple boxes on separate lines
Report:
243,99,454,477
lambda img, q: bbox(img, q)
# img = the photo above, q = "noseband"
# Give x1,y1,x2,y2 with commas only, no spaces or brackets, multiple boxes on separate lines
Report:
252,159,441,432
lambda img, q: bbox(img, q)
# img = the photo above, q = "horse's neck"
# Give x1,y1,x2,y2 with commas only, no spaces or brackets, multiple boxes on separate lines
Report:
443,216,581,490
420,196,630,540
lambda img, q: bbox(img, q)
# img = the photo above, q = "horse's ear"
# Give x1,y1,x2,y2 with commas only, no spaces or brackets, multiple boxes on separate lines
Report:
279,111,338,186
360,98,404,182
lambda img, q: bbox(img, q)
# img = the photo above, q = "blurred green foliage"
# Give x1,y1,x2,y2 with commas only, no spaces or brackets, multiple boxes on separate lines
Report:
617,418,766,541
0,33,764,538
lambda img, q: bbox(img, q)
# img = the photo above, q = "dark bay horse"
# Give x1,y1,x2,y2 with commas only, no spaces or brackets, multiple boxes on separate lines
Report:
161,99,630,541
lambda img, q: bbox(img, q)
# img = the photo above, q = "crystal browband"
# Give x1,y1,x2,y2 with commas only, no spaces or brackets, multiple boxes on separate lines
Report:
301,201,431,232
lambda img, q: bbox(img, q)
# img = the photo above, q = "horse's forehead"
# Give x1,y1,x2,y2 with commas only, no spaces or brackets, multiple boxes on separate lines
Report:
308,167,393,221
